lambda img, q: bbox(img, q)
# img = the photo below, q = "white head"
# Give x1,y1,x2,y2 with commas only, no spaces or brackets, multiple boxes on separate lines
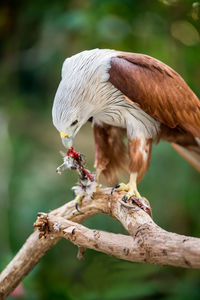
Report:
52,49,116,148
52,76,93,148
52,50,99,148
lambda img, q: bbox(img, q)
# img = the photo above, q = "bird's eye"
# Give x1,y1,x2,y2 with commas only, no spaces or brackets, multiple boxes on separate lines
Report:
71,120,78,126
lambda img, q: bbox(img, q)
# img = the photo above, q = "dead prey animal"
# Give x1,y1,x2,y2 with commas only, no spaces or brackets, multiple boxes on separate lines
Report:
56,147,97,210
56,148,151,215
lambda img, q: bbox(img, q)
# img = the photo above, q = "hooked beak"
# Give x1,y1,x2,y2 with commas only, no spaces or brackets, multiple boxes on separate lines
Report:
60,131,73,149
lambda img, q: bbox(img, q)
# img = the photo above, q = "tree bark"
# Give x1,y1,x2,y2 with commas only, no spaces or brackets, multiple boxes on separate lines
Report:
0,188,200,298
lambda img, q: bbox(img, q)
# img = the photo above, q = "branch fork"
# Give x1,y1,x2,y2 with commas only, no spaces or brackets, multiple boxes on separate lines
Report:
1,188,200,299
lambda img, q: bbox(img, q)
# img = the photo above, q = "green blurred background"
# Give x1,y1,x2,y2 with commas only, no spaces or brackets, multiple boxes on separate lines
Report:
0,0,200,299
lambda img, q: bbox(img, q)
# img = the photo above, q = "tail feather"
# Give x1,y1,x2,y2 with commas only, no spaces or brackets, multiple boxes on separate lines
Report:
171,143,200,172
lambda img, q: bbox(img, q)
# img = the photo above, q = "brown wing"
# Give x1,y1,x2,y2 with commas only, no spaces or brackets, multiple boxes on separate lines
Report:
108,52,200,138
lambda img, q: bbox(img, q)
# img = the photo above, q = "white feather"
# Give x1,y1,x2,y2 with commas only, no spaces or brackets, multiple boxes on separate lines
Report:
52,48,160,141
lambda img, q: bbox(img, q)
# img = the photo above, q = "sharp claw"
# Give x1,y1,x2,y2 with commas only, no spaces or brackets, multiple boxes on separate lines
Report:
122,195,128,203
75,202,81,212
111,184,120,195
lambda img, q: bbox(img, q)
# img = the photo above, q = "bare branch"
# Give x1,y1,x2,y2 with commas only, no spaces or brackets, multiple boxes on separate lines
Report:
0,188,200,299
0,190,107,299
38,214,135,261
43,212,200,269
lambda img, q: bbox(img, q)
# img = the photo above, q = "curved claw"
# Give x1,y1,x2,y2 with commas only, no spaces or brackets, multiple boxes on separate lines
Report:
110,178,152,216
75,202,81,212
74,193,83,212
111,184,121,195
122,195,128,203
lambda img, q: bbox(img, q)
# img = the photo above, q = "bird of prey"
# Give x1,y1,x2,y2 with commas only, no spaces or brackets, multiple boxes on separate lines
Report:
52,49,200,203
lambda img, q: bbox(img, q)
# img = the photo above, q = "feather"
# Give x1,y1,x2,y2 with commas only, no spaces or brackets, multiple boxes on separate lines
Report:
129,138,152,183
108,53,200,138
172,143,200,172
93,123,128,185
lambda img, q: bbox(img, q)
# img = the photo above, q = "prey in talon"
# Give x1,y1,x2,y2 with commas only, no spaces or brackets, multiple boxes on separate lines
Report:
56,147,97,210
112,174,152,216
130,196,152,216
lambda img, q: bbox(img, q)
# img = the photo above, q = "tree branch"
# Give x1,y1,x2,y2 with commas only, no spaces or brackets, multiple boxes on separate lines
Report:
35,213,200,269
0,188,200,298
40,214,135,261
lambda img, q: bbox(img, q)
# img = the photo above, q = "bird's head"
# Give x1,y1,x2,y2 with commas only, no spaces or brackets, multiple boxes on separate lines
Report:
52,49,110,148
52,78,95,149
52,99,91,148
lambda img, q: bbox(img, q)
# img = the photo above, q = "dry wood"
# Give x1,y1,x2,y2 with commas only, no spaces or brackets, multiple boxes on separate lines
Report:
0,188,200,299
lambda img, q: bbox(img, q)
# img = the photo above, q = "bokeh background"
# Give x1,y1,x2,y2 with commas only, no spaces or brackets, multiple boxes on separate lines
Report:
0,0,200,299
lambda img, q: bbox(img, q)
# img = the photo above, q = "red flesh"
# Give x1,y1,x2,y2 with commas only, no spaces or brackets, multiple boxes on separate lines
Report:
82,168,94,182
131,196,150,211
66,147,81,161
66,147,94,182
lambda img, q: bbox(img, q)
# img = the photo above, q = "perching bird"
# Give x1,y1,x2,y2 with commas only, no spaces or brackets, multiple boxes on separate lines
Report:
52,48,200,202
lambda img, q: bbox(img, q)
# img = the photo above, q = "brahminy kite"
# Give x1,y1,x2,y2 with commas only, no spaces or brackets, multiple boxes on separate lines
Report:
52,49,200,202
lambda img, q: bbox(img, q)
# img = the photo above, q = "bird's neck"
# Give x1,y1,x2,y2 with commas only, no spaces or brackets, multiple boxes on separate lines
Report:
93,93,127,128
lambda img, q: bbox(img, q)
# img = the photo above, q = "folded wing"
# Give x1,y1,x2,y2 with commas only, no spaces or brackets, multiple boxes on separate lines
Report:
109,52,200,138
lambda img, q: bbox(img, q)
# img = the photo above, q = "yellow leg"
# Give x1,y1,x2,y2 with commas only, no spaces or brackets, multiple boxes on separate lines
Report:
112,172,141,198
74,193,84,211
96,168,102,185
126,173,141,198
111,172,152,215
96,168,103,190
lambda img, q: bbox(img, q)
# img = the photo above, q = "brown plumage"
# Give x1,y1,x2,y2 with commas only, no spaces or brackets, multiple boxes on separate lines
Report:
109,53,200,138
94,52,200,182
53,49,200,189
93,124,128,184
128,138,152,183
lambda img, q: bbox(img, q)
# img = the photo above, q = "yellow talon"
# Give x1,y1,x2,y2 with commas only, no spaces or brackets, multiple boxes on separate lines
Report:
111,172,151,216
126,186,141,199
112,172,141,199
74,193,84,211
114,183,129,192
